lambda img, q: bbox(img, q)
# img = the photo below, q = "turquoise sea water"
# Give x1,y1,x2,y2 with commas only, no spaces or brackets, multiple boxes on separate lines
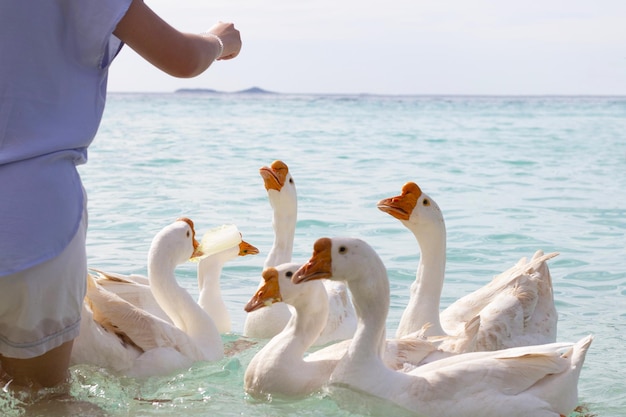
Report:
3,93,625,416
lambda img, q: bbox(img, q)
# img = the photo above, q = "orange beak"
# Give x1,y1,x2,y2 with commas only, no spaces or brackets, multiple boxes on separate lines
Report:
377,182,422,221
292,237,333,284
259,160,289,191
239,239,260,256
244,268,283,312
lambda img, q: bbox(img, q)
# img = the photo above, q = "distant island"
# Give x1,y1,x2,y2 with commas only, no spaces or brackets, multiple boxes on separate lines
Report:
174,86,277,95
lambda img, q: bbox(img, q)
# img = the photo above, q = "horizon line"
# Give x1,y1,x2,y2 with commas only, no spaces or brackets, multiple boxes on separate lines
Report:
108,89,626,98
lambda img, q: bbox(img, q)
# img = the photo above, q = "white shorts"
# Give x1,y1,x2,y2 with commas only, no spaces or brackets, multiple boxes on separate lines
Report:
0,197,87,359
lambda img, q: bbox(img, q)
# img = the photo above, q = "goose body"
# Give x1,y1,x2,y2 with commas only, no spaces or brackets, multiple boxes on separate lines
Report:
378,182,558,351
71,218,224,377
92,224,258,334
74,275,203,377
292,237,592,417
243,160,356,345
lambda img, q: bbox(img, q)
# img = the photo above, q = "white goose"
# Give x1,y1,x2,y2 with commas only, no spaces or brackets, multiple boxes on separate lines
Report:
243,160,356,345
71,218,223,377
92,224,258,333
243,262,337,398
292,237,592,417
378,182,558,351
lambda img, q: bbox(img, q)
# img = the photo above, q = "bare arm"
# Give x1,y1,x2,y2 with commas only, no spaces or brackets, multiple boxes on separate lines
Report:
113,0,241,78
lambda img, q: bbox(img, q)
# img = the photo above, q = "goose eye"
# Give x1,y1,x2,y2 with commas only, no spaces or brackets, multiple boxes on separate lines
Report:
422,198,430,206
338,246,347,254
186,231,191,237
289,178,294,184
286,271,293,278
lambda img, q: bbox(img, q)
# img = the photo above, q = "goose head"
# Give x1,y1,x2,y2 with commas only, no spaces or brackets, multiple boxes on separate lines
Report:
260,160,297,217
292,237,389,312
197,224,259,259
245,267,283,312
260,160,294,192
292,237,389,351
147,217,204,272
377,182,445,242
196,227,259,292
244,262,310,313
199,234,259,266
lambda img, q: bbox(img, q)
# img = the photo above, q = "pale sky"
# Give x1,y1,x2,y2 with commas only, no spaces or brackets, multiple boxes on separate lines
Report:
108,0,626,95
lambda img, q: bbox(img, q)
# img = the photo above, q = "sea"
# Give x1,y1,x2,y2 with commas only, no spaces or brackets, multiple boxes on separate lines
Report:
2,92,624,417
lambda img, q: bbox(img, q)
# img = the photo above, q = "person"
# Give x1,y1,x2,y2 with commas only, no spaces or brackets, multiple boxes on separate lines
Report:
0,0,242,396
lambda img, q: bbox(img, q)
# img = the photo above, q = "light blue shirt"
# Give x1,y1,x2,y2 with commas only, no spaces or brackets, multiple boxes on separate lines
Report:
0,0,132,275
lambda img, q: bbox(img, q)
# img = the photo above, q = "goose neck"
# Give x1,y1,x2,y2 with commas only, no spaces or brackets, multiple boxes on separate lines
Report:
347,263,389,362
411,226,447,335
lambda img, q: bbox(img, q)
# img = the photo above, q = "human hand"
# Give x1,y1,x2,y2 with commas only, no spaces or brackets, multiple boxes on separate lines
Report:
207,22,241,60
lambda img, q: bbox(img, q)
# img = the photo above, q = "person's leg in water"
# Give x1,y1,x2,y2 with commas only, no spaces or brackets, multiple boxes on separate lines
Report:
1,340,75,389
